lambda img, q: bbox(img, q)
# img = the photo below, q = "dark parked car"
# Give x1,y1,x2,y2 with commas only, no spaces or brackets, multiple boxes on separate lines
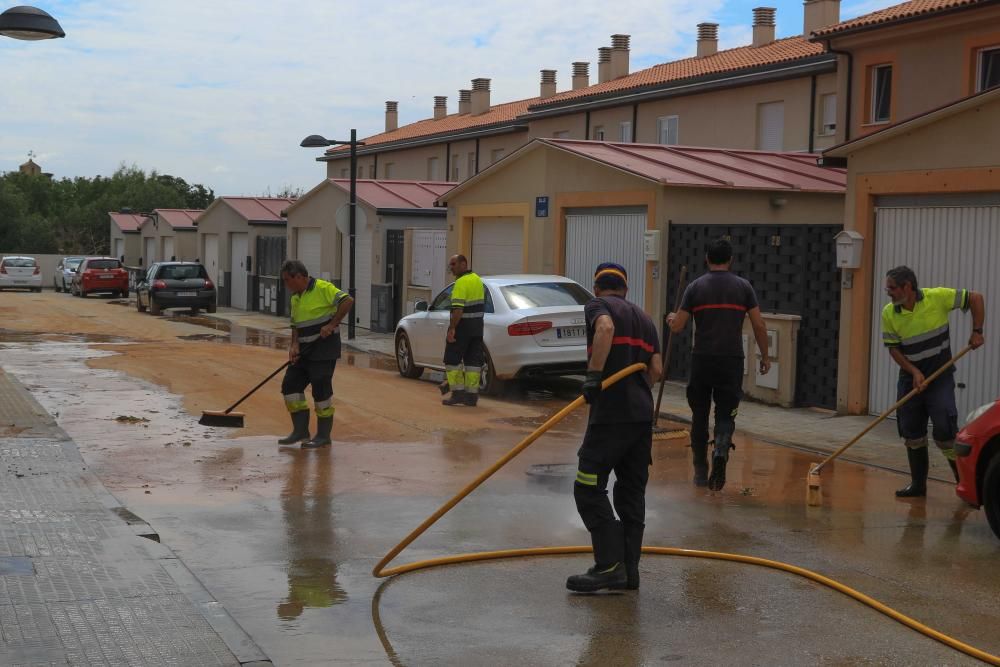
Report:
136,262,216,315
71,257,129,297
956,398,1000,540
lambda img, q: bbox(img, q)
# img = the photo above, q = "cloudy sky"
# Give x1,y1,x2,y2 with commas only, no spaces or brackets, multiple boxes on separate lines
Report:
1,0,885,196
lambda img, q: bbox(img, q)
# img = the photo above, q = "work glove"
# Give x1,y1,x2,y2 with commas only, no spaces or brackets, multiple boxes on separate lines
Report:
581,370,603,405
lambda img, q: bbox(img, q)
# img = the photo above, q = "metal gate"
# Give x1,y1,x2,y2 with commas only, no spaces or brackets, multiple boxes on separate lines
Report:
869,205,1000,423
256,235,287,316
666,224,842,409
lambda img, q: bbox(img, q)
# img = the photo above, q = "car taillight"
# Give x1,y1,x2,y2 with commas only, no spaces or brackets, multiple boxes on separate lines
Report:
507,321,552,336
153,280,167,289
204,279,214,289
33,266,40,275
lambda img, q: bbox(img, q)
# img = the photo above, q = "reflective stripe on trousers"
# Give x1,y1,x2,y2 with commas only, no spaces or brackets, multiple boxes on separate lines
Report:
314,398,335,419
284,393,309,413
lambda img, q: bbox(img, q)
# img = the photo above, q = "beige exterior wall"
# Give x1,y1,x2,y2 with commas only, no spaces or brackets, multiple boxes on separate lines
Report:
830,5,1000,141
195,203,286,274
109,227,141,266
285,185,347,282
528,113,589,140
138,221,197,263
173,231,199,262
834,94,1000,414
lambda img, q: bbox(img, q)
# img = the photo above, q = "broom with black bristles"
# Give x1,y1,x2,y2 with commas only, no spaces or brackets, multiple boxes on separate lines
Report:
199,361,290,428
653,265,688,441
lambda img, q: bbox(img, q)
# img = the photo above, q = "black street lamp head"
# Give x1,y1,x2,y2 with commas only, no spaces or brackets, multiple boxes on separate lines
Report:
300,134,333,148
0,5,65,40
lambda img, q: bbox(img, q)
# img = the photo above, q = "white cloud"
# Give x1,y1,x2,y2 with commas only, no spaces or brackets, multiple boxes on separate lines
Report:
0,0,727,196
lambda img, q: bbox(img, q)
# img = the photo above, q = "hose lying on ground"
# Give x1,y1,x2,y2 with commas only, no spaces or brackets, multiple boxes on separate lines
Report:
372,363,1000,666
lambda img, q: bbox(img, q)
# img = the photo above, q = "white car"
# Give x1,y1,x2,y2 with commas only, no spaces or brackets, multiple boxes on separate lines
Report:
0,256,42,292
395,274,591,393
53,256,84,292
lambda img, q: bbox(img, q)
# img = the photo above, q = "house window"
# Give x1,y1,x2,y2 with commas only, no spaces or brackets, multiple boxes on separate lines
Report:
451,154,460,181
619,121,632,143
870,64,892,123
553,130,569,139
490,148,504,164
368,164,376,179
427,157,440,180
756,101,784,151
593,125,605,140
384,162,394,178
467,152,476,179
977,46,1000,92
656,115,679,145
819,93,837,135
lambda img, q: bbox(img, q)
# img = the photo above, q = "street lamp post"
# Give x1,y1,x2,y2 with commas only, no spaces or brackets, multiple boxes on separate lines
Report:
300,130,365,340
0,5,65,40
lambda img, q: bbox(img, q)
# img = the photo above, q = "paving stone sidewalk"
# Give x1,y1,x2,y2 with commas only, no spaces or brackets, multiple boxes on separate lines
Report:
0,367,271,666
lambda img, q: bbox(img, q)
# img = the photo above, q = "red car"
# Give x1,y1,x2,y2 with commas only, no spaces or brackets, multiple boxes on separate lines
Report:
955,398,1000,539
71,257,129,298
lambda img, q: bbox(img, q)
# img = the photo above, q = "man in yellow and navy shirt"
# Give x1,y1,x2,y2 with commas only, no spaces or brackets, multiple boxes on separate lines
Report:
279,260,353,448
881,266,984,497
442,254,485,407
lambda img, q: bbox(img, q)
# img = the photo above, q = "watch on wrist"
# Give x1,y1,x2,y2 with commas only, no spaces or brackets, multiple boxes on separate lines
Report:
973,327,983,334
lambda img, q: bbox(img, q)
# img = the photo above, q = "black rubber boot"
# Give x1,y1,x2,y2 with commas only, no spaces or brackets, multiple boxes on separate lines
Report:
442,390,468,406
566,563,628,592
463,392,479,407
278,411,311,445
947,459,960,483
708,433,734,491
302,416,332,448
896,447,929,497
622,525,644,590
567,523,626,592
691,442,709,487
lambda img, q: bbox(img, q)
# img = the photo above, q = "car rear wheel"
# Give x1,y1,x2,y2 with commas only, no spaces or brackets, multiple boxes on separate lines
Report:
395,332,423,379
149,298,161,316
984,454,1000,540
54,281,61,293
136,294,147,313
479,346,504,396
207,300,217,314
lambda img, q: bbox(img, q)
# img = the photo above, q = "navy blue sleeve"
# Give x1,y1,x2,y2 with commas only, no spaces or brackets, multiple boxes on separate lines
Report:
585,299,610,328
679,283,696,313
744,279,759,310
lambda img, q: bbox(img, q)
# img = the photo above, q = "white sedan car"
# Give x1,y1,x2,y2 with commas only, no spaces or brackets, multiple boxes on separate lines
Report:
0,256,42,292
395,274,591,394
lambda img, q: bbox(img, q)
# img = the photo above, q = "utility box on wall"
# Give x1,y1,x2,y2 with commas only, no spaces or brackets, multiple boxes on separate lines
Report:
742,313,800,407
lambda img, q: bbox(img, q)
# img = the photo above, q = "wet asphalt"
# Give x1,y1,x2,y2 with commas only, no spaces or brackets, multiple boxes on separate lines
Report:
1,316,999,666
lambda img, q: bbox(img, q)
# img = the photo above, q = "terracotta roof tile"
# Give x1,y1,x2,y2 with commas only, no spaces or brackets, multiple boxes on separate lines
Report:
108,212,147,232
326,98,536,155
152,208,203,230
813,0,992,37
327,179,455,209
220,196,295,222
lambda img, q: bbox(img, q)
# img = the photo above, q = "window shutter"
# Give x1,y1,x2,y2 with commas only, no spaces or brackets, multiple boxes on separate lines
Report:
757,102,784,151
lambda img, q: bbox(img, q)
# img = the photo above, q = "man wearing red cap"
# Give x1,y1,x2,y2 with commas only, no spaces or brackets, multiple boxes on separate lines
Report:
567,262,662,593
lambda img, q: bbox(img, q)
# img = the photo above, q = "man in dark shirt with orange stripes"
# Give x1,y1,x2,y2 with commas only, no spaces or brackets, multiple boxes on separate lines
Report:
668,238,770,491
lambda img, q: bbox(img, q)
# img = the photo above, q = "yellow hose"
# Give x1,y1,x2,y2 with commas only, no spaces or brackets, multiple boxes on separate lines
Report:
373,363,1000,666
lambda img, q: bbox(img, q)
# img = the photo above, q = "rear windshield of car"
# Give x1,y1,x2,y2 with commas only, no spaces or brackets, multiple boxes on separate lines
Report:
159,265,207,280
87,259,121,270
500,282,591,310
3,258,36,268
66,258,83,268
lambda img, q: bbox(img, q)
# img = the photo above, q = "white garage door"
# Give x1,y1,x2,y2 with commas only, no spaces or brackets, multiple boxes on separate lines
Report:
869,205,1000,423
297,228,322,278
342,230,373,330
203,234,219,286
144,237,157,266
471,217,522,275
230,232,249,310
162,236,175,262
565,211,646,309
113,238,124,262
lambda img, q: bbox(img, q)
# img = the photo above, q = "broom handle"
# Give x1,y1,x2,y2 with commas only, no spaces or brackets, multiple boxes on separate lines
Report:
223,361,290,414
812,344,973,473
654,265,688,425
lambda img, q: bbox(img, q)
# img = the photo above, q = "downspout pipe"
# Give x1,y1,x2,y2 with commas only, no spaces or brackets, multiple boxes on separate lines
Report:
809,75,817,153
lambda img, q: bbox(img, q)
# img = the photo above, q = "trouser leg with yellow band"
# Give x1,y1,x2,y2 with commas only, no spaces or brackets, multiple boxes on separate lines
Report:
442,333,484,406
281,359,336,447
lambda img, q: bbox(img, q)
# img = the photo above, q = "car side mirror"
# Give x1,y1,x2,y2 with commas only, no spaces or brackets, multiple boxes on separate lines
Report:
415,300,428,312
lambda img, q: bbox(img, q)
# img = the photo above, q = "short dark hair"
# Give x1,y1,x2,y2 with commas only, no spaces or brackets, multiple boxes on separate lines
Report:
593,262,628,291
705,237,733,265
281,259,308,278
886,265,918,291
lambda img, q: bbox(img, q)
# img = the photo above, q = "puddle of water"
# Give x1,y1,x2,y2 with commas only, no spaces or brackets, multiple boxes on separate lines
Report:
167,315,293,351
342,353,397,372
0,328,130,344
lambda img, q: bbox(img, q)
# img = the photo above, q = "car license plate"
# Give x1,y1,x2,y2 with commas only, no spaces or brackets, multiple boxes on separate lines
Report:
178,291,197,297
14,280,27,285
101,274,114,279
557,326,585,339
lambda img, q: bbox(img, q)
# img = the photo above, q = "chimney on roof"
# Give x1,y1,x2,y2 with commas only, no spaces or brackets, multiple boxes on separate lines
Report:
471,78,491,115
597,47,612,83
753,7,776,47
434,96,448,120
540,69,557,99
385,101,398,133
572,62,590,90
696,22,718,57
458,89,472,114
610,34,630,79
803,0,841,36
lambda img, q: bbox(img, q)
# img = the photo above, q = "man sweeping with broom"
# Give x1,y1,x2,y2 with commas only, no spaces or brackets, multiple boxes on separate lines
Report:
278,260,354,448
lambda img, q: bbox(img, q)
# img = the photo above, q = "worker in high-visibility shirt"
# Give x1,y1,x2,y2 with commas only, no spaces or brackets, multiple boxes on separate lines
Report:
441,254,485,407
881,265,984,497
279,260,353,448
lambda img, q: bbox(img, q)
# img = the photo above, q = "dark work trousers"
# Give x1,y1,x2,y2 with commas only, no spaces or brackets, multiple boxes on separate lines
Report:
281,359,337,408
686,354,744,449
574,422,652,568
896,371,958,441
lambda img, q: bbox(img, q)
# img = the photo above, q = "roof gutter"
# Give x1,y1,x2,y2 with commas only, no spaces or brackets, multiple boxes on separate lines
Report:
375,207,447,217
524,55,836,119
318,123,529,162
